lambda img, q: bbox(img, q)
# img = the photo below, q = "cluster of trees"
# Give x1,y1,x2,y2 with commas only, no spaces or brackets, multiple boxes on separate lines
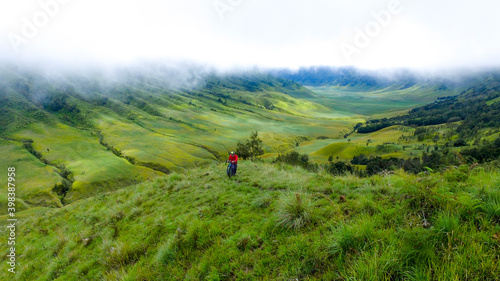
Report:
351,136,499,175
356,119,392,133
41,92,79,113
274,151,317,171
462,138,500,163
356,75,500,139
274,137,499,177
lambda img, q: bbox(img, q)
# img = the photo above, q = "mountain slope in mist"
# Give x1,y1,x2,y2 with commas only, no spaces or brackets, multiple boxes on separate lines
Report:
2,62,497,213
0,63,353,211
270,66,491,90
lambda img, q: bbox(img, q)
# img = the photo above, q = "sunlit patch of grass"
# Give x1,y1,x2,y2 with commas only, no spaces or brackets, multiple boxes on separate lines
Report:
0,138,63,212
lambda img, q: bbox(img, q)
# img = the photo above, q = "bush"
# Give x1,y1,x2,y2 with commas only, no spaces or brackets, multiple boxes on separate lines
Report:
275,151,314,170
325,161,354,175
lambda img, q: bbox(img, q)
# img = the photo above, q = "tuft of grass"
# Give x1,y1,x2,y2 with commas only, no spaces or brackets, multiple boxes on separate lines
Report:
399,228,437,267
252,192,273,209
329,217,378,257
100,239,145,270
275,191,314,230
156,238,178,266
481,194,500,223
432,212,460,248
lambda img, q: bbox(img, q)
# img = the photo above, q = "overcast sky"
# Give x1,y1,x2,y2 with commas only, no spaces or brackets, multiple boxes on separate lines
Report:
1,0,499,70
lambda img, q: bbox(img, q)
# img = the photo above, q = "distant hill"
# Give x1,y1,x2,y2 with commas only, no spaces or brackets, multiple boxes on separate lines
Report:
270,66,494,90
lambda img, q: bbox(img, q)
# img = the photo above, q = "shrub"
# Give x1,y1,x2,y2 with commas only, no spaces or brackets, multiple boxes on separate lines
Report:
275,151,318,171
236,131,264,160
325,161,354,176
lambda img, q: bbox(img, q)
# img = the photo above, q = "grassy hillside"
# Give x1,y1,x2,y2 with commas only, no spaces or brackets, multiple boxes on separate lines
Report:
1,161,499,280
0,64,363,212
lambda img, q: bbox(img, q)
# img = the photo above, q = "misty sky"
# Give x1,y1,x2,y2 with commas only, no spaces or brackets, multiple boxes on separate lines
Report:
1,0,499,70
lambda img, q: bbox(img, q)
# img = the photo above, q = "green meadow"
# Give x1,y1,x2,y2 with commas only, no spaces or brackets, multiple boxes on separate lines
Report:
305,84,460,117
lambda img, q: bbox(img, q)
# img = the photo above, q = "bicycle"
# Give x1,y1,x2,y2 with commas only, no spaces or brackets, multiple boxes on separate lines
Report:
226,161,236,178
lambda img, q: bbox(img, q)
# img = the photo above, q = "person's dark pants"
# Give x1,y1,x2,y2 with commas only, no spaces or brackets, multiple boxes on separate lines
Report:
232,163,237,175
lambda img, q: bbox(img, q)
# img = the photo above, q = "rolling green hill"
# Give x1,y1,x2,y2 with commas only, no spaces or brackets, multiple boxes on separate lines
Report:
2,63,499,213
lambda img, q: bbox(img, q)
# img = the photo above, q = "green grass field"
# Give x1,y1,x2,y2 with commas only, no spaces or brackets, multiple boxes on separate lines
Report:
305,84,461,117
0,138,62,212
1,161,498,280
2,65,484,214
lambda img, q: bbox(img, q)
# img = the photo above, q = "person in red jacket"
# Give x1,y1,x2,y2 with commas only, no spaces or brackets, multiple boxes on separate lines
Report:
227,151,238,175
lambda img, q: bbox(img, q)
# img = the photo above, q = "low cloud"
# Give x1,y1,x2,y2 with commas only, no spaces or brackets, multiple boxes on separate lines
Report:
0,0,499,71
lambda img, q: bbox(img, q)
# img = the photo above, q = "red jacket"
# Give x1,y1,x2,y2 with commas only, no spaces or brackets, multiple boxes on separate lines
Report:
228,154,238,164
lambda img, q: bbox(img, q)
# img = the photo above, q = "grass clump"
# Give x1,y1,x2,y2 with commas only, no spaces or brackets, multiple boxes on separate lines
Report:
329,217,378,257
251,192,273,209
275,191,314,230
